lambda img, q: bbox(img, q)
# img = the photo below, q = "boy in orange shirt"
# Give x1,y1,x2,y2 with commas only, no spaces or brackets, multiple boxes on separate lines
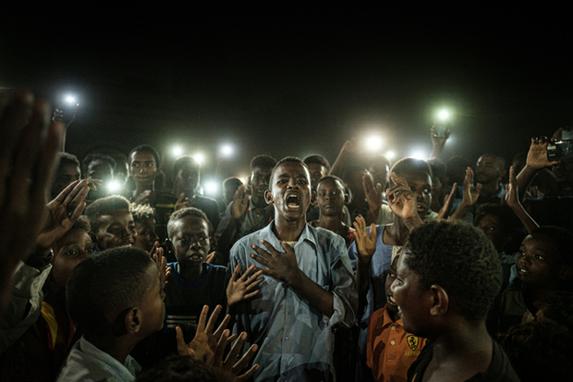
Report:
366,254,426,382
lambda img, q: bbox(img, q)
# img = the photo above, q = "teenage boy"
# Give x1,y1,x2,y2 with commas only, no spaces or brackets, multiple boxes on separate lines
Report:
229,157,357,381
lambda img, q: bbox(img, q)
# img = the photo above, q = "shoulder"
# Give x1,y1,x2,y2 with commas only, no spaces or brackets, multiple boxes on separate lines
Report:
204,263,227,275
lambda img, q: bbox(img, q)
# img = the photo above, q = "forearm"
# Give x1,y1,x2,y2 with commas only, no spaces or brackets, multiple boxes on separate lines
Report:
449,203,470,221
330,148,349,176
356,259,371,316
403,215,424,231
516,165,537,190
510,202,539,234
289,270,334,317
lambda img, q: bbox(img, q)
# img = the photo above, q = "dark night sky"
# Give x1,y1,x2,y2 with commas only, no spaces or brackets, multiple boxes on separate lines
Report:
1,19,572,179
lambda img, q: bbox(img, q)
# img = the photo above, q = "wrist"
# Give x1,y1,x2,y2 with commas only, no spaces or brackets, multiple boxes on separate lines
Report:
358,255,372,266
286,267,302,287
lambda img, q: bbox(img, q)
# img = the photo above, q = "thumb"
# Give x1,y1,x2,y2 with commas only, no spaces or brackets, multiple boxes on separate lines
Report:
175,326,188,355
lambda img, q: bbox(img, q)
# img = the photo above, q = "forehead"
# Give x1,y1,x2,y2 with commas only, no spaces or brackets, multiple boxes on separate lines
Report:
130,151,156,164
60,163,80,175
307,162,328,173
60,229,92,247
477,155,498,165
172,215,209,234
317,178,344,191
252,166,272,177
98,211,133,225
523,234,558,254
478,214,501,226
273,161,310,180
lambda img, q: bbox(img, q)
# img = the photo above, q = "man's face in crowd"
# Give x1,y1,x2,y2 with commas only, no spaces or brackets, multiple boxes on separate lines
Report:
391,171,433,217
250,166,272,206
517,234,560,288
390,252,432,336
87,160,114,182
316,178,345,218
134,218,158,253
136,264,166,337
307,162,329,191
130,151,157,188
175,165,200,195
475,155,502,184
267,161,312,222
52,163,81,197
52,228,93,288
171,216,210,267
94,211,135,250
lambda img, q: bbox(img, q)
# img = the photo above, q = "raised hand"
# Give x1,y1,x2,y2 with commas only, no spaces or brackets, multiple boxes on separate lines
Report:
353,215,377,263
387,174,418,220
36,179,89,249
213,330,260,382
176,305,231,363
231,185,250,219
460,167,481,207
227,264,263,306
0,92,63,309
363,171,382,215
174,192,191,211
250,241,300,285
430,125,451,148
437,182,457,221
505,166,520,209
526,137,559,170
150,242,170,289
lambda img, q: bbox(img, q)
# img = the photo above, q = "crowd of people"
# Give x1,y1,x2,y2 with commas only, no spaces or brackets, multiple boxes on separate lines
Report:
1,90,572,381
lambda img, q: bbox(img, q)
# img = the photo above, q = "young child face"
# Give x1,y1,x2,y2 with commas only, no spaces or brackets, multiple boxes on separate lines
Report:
517,234,561,288
95,211,136,250
171,216,210,267
477,214,505,251
316,178,345,217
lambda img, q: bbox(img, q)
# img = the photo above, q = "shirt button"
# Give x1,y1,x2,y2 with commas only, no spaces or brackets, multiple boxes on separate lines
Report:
390,340,396,345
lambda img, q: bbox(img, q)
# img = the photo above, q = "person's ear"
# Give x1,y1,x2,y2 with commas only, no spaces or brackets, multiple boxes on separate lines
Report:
345,187,353,205
429,284,449,316
311,189,317,205
264,189,274,205
124,307,143,334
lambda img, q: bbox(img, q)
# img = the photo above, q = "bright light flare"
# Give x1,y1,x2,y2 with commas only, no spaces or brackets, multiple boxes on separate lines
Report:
435,108,452,123
204,179,220,196
106,179,123,194
219,143,235,158
409,148,429,161
384,150,396,161
171,145,184,158
192,152,206,166
362,134,384,153
63,93,79,107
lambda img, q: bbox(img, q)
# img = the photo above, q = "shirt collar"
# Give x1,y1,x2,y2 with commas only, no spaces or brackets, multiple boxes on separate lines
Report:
259,221,318,250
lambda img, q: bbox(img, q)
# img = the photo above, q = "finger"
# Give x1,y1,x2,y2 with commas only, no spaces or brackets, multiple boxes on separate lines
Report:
52,179,81,204
250,250,271,267
8,100,51,211
205,251,216,264
214,329,231,366
243,289,261,300
260,240,280,256
29,121,63,215
233,343,258,374
205,305,223,335
232,264,242,281
240,264,257,281
225,331,247,366
213,313,231,340
236,363,261,382
63,179,88,206
196,305,210,333
369,224,377,242
177,193,186,203
279,241,295,256
251,244,273,259
175,326,188,356
245,269,264,284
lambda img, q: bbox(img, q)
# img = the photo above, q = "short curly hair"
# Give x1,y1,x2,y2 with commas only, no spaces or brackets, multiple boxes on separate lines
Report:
404,221,502,321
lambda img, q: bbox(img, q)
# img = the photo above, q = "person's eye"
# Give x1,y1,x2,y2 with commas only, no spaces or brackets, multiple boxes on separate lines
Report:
535,254,545,261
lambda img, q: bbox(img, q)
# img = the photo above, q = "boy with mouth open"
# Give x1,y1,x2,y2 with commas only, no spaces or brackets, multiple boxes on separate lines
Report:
390,221,519,381
228,157,357,381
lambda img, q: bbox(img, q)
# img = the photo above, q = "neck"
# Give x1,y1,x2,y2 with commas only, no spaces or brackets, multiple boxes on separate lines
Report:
273,215,306,242
431,319,491,363
317,214,344,233
86,335,134,365
135,182,154,194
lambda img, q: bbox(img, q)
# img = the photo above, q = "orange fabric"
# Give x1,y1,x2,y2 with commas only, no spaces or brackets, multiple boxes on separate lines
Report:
366,307,427,382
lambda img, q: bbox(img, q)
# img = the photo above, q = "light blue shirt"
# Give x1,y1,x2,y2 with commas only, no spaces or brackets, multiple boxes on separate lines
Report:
57,337,141,382
229,222,357,381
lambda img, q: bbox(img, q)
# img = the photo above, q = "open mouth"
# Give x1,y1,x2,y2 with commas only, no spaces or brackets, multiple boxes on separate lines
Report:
387,295,397,306
285,193,301,209
518,266,528,275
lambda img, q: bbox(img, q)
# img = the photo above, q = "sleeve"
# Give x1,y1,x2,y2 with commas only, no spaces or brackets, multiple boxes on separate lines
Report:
329,236,358,328
366,309,382,370
0,262,52,354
